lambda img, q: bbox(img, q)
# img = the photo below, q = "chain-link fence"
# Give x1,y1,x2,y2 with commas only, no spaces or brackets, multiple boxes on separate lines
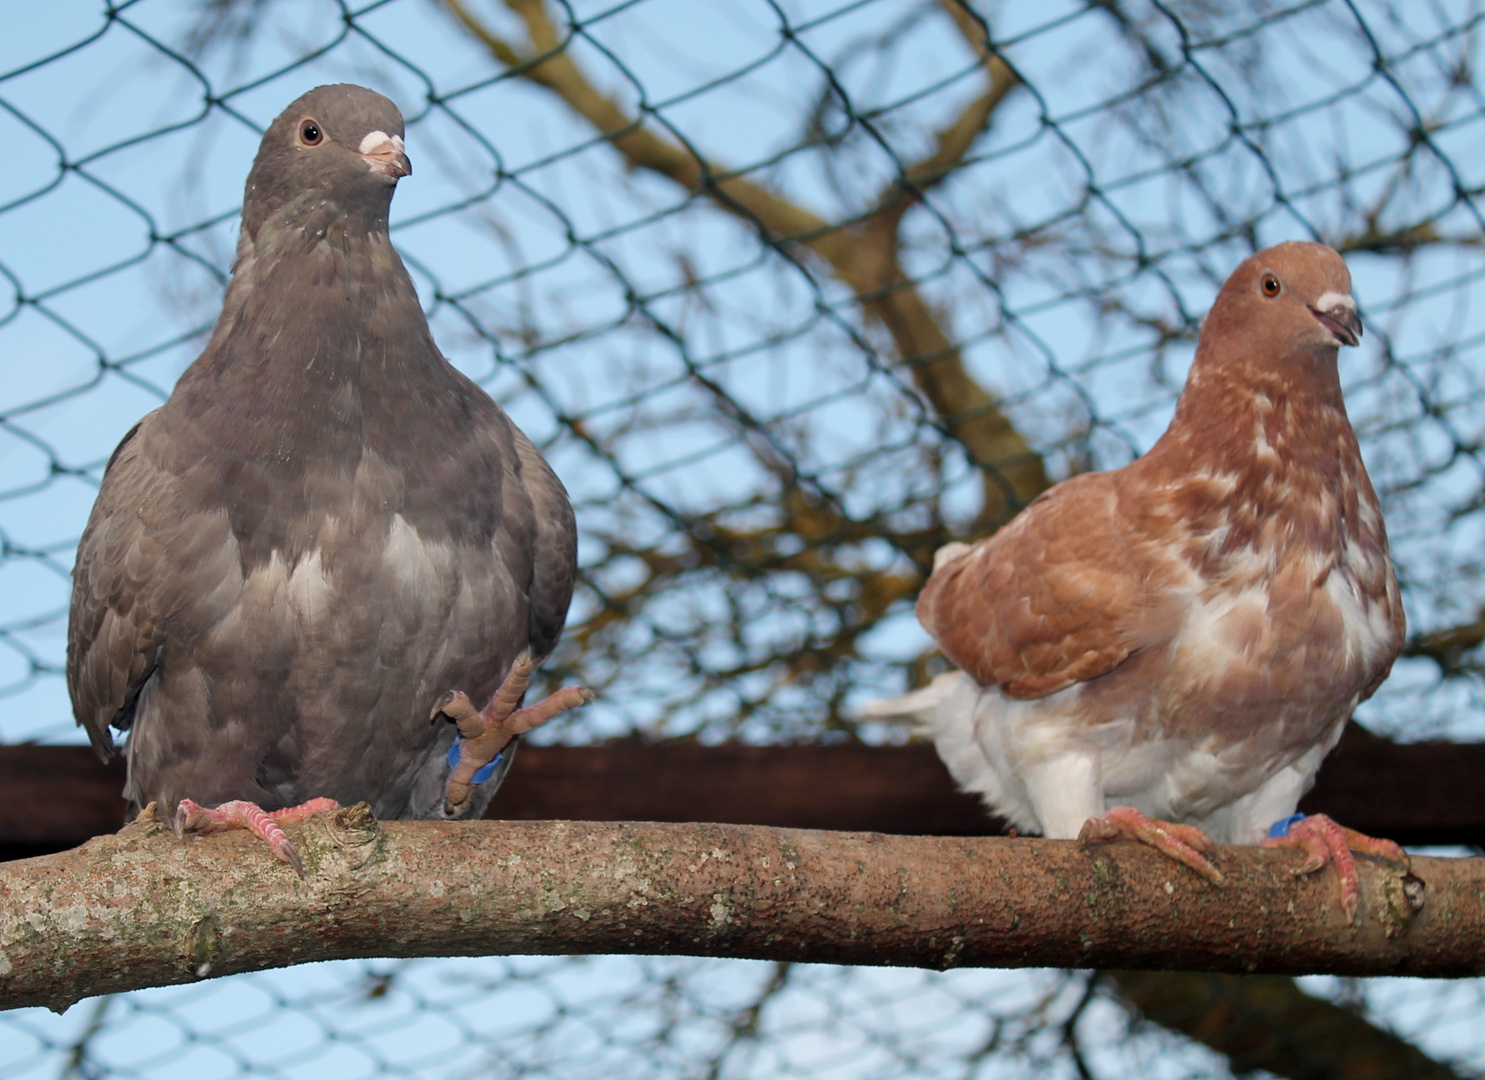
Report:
2,0,1484,1076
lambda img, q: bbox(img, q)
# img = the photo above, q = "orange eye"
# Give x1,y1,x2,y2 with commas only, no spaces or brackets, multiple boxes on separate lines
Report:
1260,273,1281,297
299,119,322,146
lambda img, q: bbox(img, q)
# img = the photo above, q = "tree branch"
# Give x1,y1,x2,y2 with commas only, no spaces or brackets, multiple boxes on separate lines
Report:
886,1,1019,202
1403,608,1485,673
1109,970,1475,1080
1,805,1472,1013
437,0,1047,526
440,0,833,251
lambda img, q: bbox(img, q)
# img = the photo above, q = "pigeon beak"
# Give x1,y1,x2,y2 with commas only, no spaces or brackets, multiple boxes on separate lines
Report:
358,131,411,180
1310,292,1362,347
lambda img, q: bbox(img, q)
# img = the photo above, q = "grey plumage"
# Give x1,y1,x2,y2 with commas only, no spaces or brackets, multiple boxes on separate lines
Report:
67,84,577,822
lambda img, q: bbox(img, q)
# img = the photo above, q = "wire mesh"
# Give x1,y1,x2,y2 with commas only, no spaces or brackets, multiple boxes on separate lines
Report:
1,0,1483,1076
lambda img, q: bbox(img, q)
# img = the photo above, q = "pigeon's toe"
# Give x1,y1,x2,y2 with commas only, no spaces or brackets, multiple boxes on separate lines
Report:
173,797,339,877
1078,805,1225,884
436,655,596,815
1261,812,1408,924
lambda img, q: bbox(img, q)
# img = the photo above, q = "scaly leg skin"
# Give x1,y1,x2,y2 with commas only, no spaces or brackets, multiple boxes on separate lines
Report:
1077,805,1225,884
174,797,339,878
431,649,597,817
1261,812,1410,924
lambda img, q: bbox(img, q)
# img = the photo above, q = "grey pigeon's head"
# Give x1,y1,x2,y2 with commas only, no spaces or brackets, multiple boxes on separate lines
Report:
241,84,411,247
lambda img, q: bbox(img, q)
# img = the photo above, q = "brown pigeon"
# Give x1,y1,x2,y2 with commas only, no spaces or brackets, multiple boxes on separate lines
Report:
865,242,1408,920
67,85,592,874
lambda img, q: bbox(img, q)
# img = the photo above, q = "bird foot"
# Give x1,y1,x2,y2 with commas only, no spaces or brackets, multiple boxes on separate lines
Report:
431,649,596,816
173,797,339,878
1261,813,1410,924
1077,805,1225,884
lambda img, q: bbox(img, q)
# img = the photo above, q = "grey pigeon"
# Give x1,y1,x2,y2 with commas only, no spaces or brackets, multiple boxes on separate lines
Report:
67,84,592,873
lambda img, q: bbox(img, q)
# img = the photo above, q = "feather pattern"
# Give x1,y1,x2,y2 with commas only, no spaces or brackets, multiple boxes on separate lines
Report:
67,85,577,823
870,242,1404,846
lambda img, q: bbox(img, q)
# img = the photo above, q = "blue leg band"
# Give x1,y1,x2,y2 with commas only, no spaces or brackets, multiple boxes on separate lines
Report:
1267,812,1307,839
448,739,503,785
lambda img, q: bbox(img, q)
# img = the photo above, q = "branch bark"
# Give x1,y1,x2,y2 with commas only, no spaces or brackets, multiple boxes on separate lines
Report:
438,0,1047,527
1,806,1474,1013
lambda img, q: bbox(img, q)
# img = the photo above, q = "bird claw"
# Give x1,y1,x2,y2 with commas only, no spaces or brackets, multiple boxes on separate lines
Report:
1261,813,1408,924
434,651,596,816
278,839,307,879
172,796,338,879
1078,805,1225,884
430,689,485,737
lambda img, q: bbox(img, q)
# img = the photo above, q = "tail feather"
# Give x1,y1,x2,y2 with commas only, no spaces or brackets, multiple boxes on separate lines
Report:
858,671,1024,830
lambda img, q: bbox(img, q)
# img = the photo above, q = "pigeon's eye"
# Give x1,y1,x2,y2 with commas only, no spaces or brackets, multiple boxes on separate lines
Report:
299,120,323,146
1260,273,1282,297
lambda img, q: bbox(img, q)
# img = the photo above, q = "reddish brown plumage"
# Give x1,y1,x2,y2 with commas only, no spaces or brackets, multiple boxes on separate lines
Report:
919,241,1401,731
873,243,1405,874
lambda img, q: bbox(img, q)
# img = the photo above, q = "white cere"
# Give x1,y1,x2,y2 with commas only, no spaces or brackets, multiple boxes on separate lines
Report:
358,130,404,155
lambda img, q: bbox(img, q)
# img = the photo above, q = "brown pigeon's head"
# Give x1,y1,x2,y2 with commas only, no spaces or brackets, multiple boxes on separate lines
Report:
1203,241,1363,360
241,84,411,245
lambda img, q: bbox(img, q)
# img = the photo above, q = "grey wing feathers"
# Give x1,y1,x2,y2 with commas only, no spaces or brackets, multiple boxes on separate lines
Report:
67,415,165,760
511,429,577,661
67,413,242,762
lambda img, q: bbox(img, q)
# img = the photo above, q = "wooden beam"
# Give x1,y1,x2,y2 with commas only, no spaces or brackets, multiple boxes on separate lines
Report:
3,725,1482,859
491,742,1000,834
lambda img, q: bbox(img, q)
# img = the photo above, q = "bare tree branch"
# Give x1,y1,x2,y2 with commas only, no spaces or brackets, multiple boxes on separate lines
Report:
437,0,1047,527
442,0,831,243
1,805,1471,1013
1403,608,1485,673
876,0,1019,222
1109,970,1474,1080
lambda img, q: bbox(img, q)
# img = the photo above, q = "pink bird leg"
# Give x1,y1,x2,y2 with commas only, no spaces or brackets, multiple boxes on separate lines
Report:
431,649,596,817
174,797,339,878
1078,805,1225,884
1261,812,1410,923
